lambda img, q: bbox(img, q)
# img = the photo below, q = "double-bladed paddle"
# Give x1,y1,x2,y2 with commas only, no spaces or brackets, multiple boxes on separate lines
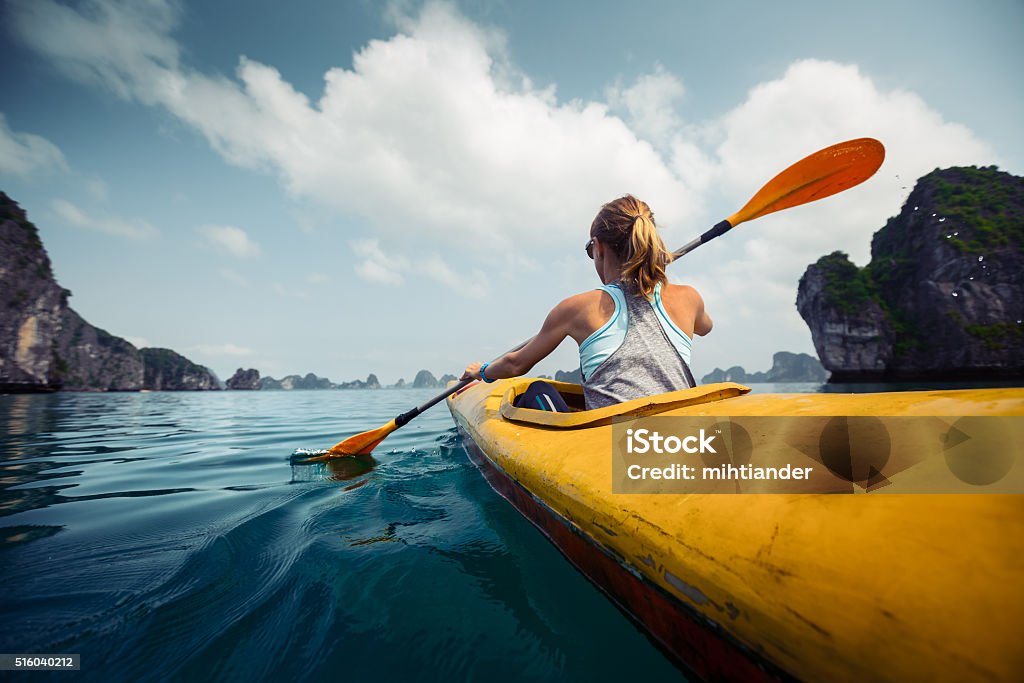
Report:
309,138,884,460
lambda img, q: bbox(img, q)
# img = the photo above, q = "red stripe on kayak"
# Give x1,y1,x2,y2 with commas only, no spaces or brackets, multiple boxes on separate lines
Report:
455,421,788,683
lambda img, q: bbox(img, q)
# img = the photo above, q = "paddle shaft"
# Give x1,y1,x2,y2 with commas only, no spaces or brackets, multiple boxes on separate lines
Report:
392,338,535,427
672,219,732,259
395,378,473,426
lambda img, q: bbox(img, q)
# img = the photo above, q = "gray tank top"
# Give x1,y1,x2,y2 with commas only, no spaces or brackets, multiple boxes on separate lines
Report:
582,282,696,410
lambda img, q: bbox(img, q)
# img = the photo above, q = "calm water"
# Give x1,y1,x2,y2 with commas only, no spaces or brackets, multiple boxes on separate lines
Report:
0,389,685,682
4,380,1020,681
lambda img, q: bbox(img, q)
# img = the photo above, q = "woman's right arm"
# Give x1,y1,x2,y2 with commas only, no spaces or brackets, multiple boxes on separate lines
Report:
461,296,582,382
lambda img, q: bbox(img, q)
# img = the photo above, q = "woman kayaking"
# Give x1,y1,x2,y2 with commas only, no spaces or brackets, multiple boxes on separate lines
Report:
461,194,713,410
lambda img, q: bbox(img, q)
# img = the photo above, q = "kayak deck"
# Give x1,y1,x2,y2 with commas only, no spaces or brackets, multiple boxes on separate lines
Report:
448,379,1024,682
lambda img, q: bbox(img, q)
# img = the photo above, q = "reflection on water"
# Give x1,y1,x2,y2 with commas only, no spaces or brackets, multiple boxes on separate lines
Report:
0,390,681,682
1,523,63,548
290,453,378,483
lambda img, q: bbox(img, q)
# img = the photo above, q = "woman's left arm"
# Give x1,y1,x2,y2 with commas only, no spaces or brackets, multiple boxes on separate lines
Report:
461,297,579,381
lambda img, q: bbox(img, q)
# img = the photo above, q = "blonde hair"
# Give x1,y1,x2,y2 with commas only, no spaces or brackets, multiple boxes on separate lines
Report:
590,195,672,299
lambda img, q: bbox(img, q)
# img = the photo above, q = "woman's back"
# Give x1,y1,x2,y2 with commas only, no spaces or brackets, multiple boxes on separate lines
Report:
573,282,702,409
565,282,709,346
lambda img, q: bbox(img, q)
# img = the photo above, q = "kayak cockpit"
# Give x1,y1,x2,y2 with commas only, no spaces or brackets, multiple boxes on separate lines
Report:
498,379,752,428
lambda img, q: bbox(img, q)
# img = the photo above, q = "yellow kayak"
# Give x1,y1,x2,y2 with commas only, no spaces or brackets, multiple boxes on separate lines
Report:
447,379,1024,682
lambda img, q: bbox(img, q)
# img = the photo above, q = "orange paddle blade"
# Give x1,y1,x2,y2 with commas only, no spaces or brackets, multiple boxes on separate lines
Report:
326,419,398,457
727,138,885,226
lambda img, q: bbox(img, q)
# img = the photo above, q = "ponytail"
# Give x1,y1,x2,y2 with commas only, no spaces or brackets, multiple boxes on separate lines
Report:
590,195,672,299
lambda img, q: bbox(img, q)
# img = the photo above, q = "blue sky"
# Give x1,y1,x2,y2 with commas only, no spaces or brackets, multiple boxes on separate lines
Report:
2,0,1021,384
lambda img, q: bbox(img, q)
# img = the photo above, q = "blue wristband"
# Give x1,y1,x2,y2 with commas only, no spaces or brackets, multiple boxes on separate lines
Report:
479,362,495,383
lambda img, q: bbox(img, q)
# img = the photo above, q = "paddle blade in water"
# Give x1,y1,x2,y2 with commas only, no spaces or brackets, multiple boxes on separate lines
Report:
727,138,885,226
325,419,398,457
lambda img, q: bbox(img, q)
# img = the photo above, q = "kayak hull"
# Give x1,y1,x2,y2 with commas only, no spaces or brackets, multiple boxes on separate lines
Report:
455,419,784,681
447,379,1024,682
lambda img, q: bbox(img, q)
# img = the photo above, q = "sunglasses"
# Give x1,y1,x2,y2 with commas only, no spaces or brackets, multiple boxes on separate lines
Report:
585,238,595,259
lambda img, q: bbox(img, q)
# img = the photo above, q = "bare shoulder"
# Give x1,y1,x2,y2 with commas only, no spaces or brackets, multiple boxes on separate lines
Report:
662,283,705,305
555,289,605,313
545,290,607,325
554,289,616,344
664,283,713,336
566,289,606,304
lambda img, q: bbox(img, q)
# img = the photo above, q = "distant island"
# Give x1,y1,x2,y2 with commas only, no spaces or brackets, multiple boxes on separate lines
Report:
797,166,1023,381
225,368,460,390
554,368,582,383
701,352,828,384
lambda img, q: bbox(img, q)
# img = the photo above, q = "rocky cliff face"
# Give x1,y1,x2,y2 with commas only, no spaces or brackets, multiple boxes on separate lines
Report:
55,308,144,391
140,348,220,390
797,166,1023,380
412,370,438,388
796,253,894,376
227,368,261,390
1,193,67,391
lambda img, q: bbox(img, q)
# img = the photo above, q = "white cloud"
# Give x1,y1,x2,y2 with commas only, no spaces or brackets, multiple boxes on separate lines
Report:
355,259,405,286
351,238,488,297
9,0,702,254
305,272,329,285
198,224,261,258
271,282,310,300
710,60,994,208
416,254,489,297
606,63,686,147
85,177,109,200
123,335,150,348
0,113,68,176
219,268,249,286
352,238,406,286
8,0,179,102
14,2,1000,369
187,343,256,357
52,198,159,239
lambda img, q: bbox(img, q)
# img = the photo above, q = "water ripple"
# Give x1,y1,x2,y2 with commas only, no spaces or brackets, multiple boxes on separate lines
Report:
0,390,682,681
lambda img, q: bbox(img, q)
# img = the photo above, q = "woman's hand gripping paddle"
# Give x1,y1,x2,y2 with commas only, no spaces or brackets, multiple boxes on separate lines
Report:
311,138,884,460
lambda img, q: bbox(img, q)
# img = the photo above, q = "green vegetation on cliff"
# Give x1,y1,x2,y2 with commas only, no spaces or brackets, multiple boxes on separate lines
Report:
963,322,1024,351
816,251,874,314
928,166,1024,253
